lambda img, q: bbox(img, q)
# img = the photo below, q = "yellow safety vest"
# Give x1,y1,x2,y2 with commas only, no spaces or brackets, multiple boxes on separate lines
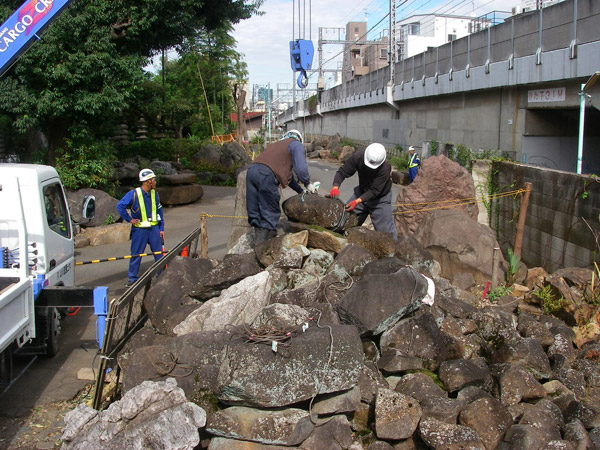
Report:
133,187,159,228
409,153,420,168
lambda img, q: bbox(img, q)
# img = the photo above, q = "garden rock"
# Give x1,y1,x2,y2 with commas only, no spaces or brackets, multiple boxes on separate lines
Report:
67,188,119,228
299,415,353,450
328,243,375,277
438,357,493,393
149,160,176,175
61,378,205,450
144,256,214,335
160,173,197,185
190,253,262,300
311,386,361,416
282,194,357,233
220,141,251,168
380,313,460,371
419,416,485,450
336,266,428,336
395,155,478,236
173,271,272,335
156,184,203,205
490,363,547,406
375,388,422,440
413,209,504,285
216,324,363,407
346,226,396,259
458,397,513,450
206,406,313,446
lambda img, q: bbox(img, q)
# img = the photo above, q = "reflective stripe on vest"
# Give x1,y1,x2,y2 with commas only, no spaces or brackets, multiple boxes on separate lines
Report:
409,153,419,168
133,187,158,228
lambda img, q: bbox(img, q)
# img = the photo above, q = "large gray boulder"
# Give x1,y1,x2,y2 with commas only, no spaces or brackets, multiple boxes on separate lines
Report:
206,407,313,446
190,253,262,300
216,324,363,407
220,141,252,168
61,378,206,450
156,184,203,205
67,188,118,227
173,271,272,335
413,209,505,285
381,313,460,371
143,256,214,335
336,267,429,337
282,194,357,233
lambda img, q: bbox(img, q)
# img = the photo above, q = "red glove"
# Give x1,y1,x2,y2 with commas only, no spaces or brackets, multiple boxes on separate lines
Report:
329,187,340,198
345,200,358,211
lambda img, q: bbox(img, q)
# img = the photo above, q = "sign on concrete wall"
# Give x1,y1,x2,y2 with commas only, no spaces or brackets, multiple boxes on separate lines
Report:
527,87,566,103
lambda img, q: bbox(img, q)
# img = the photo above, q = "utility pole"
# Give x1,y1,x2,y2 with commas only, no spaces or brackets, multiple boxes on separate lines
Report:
389,0,396,84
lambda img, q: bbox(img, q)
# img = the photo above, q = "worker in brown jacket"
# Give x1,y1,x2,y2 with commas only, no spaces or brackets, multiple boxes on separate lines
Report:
246,129,316,244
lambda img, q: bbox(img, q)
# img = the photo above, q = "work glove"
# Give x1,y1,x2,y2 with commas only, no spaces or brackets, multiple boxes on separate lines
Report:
345,200,359,212
305,183,317,194
328,187,340,198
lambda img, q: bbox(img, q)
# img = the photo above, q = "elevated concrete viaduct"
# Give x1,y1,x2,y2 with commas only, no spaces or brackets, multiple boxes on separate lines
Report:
279,0,600,174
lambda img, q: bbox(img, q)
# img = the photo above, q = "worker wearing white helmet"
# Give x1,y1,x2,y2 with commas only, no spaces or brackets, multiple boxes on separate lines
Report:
328,143,397,241
407,146,421,184
116,168,165,286
246,128,316,245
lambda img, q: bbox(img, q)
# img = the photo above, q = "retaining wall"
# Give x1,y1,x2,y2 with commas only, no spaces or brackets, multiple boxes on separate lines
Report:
491,161,600,272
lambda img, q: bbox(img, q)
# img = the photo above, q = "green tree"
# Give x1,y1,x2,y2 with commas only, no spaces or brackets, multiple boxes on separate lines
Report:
0,0,262,162
142,24,249,139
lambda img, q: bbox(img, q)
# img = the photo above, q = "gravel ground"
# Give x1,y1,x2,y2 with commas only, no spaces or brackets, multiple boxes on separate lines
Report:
0,385,93,450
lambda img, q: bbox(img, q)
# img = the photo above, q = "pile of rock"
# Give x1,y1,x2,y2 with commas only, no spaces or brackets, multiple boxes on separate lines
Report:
62,223,600,449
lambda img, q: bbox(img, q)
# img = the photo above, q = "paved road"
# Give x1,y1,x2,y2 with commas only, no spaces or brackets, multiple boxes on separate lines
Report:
0,159,401,417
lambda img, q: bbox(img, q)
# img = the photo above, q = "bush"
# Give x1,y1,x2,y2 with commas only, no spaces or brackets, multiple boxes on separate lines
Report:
430,141,438,156
390,153,410,170
55,140,117,196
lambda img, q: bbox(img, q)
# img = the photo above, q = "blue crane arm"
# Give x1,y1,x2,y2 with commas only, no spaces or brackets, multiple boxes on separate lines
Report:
0,0,74,77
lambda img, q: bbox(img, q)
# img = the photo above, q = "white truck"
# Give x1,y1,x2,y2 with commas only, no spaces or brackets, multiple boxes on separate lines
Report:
0,164,107,389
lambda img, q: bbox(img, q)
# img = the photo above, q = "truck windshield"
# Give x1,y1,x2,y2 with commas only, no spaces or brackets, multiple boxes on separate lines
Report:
43,183,71,239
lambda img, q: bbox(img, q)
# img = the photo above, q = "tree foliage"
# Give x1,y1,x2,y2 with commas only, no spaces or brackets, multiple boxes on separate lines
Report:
0,0,262,162
141,25,249,139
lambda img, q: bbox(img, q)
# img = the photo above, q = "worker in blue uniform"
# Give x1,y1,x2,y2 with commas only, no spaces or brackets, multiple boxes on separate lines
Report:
116,169,165,286
408,146,421,184
246,129,316,245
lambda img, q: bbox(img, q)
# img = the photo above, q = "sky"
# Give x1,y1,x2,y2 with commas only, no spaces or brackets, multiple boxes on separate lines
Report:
232,0,518,98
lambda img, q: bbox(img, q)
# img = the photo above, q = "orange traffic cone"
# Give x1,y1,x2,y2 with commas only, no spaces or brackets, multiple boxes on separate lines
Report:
180,246,189,257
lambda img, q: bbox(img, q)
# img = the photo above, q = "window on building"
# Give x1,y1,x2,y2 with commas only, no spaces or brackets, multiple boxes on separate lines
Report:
448,34,457,42
409,22,420,35
354,27,359,33
380,48,387,59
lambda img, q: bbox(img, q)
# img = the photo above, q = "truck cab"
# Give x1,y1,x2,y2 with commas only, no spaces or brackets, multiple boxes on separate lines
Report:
0,164,103,388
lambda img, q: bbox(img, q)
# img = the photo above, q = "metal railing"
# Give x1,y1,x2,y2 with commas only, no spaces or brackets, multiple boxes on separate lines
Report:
91,227,201,410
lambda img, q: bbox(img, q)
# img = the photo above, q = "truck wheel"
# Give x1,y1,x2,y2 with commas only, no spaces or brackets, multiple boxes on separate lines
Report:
45,307,60,357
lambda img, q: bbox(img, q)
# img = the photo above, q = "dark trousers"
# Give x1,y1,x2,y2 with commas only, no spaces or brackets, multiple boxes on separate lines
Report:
349,188,398,241
246,163,281,230
128,226,162,282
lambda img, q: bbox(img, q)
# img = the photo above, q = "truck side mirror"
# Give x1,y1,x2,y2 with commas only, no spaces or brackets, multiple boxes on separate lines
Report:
82,195,95,220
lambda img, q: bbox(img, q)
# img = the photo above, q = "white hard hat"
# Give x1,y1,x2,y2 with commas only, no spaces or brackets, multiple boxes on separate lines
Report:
139,168,156,182
364,143,387,169
281,129,303,143
409,146,415,152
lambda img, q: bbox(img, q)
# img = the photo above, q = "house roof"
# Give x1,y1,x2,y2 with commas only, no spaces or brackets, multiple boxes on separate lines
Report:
230,111,265,122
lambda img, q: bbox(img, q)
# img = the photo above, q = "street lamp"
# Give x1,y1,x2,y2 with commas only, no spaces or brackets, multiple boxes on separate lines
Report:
577,71,600,174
